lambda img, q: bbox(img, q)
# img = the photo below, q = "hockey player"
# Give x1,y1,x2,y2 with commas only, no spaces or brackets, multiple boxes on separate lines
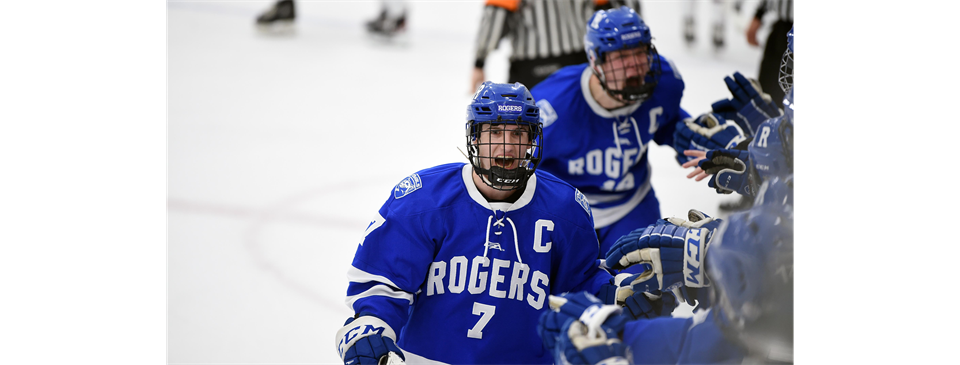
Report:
536,28,796,362
335,82,614,365
531,6,711,258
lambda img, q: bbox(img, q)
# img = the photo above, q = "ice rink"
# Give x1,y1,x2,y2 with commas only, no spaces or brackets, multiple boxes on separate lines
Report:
168,1,769,363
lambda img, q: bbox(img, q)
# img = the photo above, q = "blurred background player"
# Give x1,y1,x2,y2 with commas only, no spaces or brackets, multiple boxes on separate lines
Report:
682,0,743,49
335,82,613,365
529,6,700,259
366,0,408,37
255,0,295,30
746,0,792,108
255,0,408,37
471,0,642,92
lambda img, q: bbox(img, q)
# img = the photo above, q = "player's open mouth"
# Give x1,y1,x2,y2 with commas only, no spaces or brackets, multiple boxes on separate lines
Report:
494,156,515,168
625,76,643,88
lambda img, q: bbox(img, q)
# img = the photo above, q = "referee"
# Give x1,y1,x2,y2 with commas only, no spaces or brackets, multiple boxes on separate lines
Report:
470,0,642,92
747,0,793,109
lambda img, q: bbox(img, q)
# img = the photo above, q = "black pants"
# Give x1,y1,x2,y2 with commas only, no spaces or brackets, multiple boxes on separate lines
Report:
758,20,793,109
508,52,589,90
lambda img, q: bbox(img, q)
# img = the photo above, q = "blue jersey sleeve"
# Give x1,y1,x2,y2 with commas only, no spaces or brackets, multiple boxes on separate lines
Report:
623,309,746,364
651,56,689,148
346,193,438,336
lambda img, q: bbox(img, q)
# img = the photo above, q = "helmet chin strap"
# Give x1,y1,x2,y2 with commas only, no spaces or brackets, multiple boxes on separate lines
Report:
599,72,653,105
475,165,528,191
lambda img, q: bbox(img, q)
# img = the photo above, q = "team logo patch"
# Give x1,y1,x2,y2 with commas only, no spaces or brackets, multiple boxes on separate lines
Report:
394,173,422,199
497,104,523,113
536,99,557,128
575,189,591,216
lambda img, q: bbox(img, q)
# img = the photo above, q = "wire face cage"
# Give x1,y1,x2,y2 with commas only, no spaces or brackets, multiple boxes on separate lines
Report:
595,43,661,104
466,118,543,191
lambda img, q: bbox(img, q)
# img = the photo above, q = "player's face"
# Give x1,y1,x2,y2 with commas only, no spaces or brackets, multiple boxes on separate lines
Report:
475,123,533,171
600,45,650,96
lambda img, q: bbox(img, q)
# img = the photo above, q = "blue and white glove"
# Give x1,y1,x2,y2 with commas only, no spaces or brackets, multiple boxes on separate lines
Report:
698,149,757,196
597,274,678,320
541,292,630,365
335,316,405,365
555,316,630,365
604,211,721,295
673,113,747,164
711,72,782,135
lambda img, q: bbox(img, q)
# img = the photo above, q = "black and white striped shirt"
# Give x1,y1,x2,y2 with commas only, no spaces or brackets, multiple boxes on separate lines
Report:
753,0,793,23
474,0,642,68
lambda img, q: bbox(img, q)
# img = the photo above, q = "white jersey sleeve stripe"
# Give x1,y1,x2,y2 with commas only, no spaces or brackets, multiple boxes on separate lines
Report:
345,284,415,309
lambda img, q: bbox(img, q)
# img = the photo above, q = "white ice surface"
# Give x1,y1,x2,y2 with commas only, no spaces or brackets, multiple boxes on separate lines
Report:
168,1,764,363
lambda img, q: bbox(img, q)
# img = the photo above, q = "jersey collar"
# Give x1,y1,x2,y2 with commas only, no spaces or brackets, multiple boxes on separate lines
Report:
462,163,536,212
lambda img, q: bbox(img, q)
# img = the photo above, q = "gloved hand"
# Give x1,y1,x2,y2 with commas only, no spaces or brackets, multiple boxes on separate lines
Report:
673,113,747,164
711,72,782,135
698,148,757,196
541,292,630,365
597,274,679,320
605,210,721,294
554,316,630,365
335,316,405,365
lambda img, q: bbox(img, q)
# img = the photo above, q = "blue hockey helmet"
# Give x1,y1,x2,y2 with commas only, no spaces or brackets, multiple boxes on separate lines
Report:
708,175,794,361
779,27,794,93
466,81,543,191
584,6,661,104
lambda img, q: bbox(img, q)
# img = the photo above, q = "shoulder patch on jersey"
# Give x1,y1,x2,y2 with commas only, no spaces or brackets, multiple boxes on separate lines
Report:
394,173,422,199
574,189,592,216
536,99,558,128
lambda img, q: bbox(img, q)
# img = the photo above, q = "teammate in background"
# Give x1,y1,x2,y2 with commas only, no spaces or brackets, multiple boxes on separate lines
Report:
471,0,642,92
529,6,695,258
335,82,614,365
538,29,796,364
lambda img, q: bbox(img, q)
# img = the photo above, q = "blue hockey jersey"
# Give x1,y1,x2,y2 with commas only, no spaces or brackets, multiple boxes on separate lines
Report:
623,308,747,364
530,59,690,236
345,163,612,365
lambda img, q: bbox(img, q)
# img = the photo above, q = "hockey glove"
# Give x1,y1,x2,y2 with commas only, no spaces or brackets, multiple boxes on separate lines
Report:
335,316,405,365
555,317,629,365
698,149,756,196
597,274,678,320
605,211,720,293
711,72,782,134
672,113,747,164
542,292,629,365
